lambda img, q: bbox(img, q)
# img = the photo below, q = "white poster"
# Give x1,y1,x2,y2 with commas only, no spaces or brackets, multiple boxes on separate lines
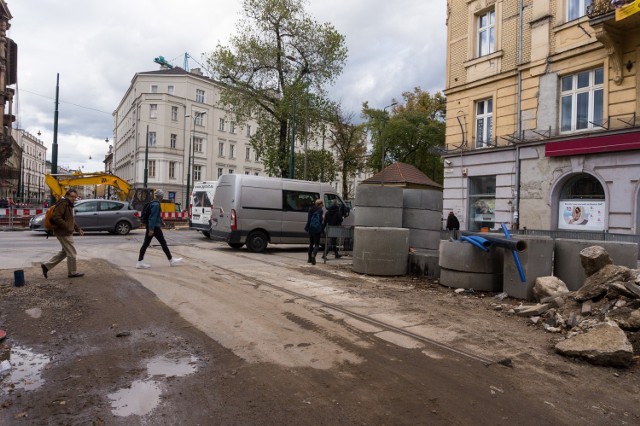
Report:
558,201,606,231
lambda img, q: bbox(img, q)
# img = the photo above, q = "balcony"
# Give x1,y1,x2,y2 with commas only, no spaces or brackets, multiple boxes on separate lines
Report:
588,0,640,85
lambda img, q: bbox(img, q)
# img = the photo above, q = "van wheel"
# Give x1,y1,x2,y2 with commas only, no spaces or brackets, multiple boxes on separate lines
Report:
115,221,131,235
246,231,268,253
202,231,211,238
228,242,244,249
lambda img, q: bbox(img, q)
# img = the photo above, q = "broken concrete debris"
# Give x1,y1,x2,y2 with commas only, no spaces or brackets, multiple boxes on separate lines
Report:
452,245,640,368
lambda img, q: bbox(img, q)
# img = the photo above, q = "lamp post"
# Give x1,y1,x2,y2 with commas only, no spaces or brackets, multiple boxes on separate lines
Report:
186,111,206,212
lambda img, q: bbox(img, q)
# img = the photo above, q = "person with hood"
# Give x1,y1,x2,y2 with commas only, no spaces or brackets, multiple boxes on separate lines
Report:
41,188,85,279
136,189,183,269
304,198,324,265
322,199,343,259
446,211,460,239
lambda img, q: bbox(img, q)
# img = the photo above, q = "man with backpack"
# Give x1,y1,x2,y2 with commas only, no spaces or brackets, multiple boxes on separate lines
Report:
304,198,324,265
40,189,85,279
136,189,183,269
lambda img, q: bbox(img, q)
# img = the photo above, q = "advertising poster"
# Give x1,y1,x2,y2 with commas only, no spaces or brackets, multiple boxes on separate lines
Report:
558,201,605,231
614,0,640,21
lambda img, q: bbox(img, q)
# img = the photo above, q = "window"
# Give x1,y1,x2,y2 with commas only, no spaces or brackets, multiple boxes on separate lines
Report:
560,67,604,133
168,85,174,95
245,147,251,160
228,169,234,174
468,176,496,231
567,0,592,21
194,137,203,153
230,121,236,133
219,118,225,131
477,10,495,57
151,85,158,93
218,142,224,157
195,112,205,126
193,165,202,181
246,125,251,137
230,144,235,159
255,151,260,162
74,201,98,213
196,89,205,103
170,134,177,149
169,161,176,179
283,190,319,212
245,171,250,175
99,201,123,212
218,167,223,178
149,131,157,146
149,160,156,178
171,106,178,121
475,99,493,148
150,104,158,118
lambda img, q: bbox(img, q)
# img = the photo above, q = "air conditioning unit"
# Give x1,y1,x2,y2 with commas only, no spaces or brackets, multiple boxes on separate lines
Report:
462,167,468,176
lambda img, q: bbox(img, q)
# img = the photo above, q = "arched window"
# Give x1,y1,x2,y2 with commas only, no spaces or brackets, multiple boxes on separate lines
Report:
558,174,605,231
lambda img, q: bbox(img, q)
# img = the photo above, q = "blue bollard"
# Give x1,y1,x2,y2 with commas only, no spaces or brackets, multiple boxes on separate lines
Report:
14,269,25,287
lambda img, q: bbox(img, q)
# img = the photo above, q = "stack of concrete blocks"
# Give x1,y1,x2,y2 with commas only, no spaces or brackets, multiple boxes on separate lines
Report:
438,239,504,291
403,189,443,278
352,186,409,275
554,239,639,291
503,236,555,300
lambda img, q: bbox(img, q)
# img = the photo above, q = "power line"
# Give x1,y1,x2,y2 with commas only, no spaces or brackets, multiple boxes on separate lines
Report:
18,88,112,115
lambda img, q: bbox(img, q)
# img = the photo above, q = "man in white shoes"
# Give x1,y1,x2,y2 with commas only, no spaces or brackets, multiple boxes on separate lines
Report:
136,189,183,269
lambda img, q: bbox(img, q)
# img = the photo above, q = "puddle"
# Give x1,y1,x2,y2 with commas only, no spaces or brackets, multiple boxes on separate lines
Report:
146,351,197,377
1,346,51,392
107,379,162,417
109,351,199,417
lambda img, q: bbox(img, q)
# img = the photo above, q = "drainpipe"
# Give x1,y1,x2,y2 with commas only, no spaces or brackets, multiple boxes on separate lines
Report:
513,0,524,230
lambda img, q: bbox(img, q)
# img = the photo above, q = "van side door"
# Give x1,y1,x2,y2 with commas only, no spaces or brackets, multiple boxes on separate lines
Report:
282,190,319,243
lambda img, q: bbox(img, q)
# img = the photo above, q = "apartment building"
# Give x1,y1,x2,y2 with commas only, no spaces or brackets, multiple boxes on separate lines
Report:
443,0,640,234
111,67,263,208
11,129,47,204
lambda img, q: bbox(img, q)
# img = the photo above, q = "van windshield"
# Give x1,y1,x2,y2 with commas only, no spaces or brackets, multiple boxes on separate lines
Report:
193,191,212,208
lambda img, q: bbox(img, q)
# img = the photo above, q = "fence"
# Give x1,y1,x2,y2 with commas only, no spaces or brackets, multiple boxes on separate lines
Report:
323,226,354,262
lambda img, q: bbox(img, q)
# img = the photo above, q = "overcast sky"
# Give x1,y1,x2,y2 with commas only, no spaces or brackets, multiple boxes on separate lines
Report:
7,0,446,172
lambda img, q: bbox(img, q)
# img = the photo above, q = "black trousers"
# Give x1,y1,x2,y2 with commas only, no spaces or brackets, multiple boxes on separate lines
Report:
138,226,172,261
308,232,321,257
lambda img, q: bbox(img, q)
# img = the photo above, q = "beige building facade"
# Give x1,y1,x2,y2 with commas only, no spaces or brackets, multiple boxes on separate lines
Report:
443,0,640,235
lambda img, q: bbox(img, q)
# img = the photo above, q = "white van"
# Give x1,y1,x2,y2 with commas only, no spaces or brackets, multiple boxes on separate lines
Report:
209,174,351,252
190,181,218,238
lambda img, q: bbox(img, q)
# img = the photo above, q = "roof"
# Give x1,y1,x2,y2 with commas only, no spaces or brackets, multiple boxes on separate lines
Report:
362,162,442,190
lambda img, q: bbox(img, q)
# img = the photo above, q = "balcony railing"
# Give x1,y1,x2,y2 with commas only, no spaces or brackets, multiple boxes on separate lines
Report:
587,0,616,18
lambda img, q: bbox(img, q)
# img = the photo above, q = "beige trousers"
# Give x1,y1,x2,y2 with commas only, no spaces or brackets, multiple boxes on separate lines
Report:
43,234,77,274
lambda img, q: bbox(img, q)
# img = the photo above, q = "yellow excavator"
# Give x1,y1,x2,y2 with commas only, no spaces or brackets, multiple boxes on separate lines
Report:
45,172,181,212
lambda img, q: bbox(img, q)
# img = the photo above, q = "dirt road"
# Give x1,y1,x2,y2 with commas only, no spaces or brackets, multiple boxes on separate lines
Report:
1,234,639,424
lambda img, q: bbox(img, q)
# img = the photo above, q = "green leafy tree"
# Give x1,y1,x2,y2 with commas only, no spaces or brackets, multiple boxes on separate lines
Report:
293,149,336,182
362,88,446,183
328,106,367,199
207,0,348,178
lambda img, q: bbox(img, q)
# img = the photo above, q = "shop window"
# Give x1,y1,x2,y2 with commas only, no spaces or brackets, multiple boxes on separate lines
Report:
468,176,496,231
558,174,605,230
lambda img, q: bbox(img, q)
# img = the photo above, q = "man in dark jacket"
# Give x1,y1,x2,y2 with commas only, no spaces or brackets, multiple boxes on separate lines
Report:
136,189,183,269
322,199,343,259
446,211,460,239
41,189,85,278
304,198,324,265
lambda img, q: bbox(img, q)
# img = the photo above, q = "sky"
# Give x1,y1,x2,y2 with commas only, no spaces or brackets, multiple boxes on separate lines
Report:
6,0,447,172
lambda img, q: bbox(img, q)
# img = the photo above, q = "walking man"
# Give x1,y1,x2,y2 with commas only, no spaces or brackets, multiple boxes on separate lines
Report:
41,189,85,279
322,199,343,259
136,189,183,269
304,198,324,265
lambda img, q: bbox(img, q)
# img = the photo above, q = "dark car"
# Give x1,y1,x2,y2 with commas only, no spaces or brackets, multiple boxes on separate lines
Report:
30,199,141,235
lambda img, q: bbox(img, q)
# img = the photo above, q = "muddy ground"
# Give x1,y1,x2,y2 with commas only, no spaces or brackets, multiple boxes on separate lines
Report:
1,257,640,425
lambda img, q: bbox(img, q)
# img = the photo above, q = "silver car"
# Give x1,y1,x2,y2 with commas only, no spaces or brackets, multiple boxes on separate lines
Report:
30,199,141,235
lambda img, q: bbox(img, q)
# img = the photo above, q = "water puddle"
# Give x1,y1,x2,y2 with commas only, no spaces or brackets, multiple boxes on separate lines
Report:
108,379,162,417
108,351,198,417
0,346,51,392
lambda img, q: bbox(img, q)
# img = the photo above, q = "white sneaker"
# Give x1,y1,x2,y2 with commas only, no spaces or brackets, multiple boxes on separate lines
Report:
136,261,151,269
169,257,183,266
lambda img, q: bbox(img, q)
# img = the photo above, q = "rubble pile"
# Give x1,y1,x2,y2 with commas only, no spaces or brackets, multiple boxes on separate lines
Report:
493,246,640,367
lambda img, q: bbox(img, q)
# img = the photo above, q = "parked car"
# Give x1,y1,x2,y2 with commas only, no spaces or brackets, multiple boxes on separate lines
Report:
29,199,141,235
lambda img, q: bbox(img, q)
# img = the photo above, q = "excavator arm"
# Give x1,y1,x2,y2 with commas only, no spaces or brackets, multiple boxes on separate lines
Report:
45,172,132,201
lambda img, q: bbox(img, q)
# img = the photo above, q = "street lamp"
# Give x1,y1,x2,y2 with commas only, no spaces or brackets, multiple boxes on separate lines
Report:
380,102,398,172
186,111,206,212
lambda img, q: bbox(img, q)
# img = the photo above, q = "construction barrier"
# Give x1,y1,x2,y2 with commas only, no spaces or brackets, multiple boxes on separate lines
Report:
0,208,44,216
